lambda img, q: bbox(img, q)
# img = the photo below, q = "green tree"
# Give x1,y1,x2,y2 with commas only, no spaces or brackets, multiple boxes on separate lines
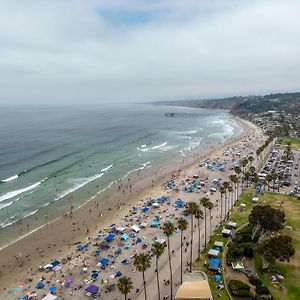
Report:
188,202,199,272
234,166,241,199
200,197,210,248
229,174,238,203
134,253,151,300
117,276,133,300
219,186,225,221
222,181,230,216
177,218,188,283
227,185,233,210
207,201,214,237
151,242,166,300
194,209,203,259
258,235,295,268
162,221,175,299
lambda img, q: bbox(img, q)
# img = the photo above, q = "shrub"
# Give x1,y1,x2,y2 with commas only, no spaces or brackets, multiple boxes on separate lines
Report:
249,275,262,287
229,280,251,297
256,285,271,295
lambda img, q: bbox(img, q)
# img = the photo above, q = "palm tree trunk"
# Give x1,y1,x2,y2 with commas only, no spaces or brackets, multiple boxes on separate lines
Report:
204,210,207,248
142,271,147,300
167,236,173,300
209,210,212,237
197,218,201,259
125,295,127,300
180,231,183,284
220,196,223,221
190,215,193,272
156,257,161,300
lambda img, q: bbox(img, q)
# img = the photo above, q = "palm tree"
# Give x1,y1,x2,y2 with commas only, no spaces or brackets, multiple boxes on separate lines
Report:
222,181,230,216
266,174,272,191
134,253,151,300
244,171,251,188
234,166,241,198
227,185,233,210
117,276,133,300
219,186,225,221
200,197,210,248
248,155,254,166
177,218,188,283
241,158,249,173
151,242,166,300
194,209,203,259
229,174,238,203
277,171,284,192
162,221,175,300
207,201,214,237
188,202,199,272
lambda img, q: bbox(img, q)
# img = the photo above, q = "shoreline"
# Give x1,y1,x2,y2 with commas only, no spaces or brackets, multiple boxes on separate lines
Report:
0,117,258,290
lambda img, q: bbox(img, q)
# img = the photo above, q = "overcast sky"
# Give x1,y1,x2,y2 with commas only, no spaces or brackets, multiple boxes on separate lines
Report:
0,0,299,105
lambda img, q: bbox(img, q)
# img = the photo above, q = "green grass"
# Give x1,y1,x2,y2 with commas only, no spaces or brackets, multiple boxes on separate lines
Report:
252,192,300,300
278,136,300,150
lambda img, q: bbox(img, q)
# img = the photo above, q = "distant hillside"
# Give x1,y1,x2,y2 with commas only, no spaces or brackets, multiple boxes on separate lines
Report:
155,92,300,116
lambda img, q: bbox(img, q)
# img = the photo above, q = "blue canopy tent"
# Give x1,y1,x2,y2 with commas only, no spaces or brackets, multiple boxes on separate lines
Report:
151,221,160,227
49,285,57,293
209,258,220,271
115,271,122,278
136,237,142,244
116,247,122,254
121,233,129,240
100,241,109,248
175,199,185,207
36,282,45,289
105,234,116,242
142,207,149,213
215,275,221,282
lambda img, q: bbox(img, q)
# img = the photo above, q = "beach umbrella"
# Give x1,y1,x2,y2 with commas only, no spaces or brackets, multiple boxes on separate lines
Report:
136,237,142,244
100,258,110,265
36,282,45,289
64,277,73,284
125,243,131,249
48,285,57,293
91,272,99,280
85,284,99,294
115,271,122,278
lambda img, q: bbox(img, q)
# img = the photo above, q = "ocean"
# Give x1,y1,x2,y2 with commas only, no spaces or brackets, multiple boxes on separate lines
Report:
0,103,242,247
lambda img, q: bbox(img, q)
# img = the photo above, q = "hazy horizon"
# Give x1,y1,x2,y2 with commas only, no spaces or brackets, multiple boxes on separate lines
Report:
1,0,300,105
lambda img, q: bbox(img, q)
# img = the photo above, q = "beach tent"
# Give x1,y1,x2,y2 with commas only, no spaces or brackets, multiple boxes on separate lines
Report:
131,225,141,232
142,207,149,213
209,258,220,271
121,258,132,265
121,233,129,240
100,241,109,248
85,284,99,295
214,241,224,250
227,221,237,229
140,222,148,228
48,285,57,293
208,249,220,257
115,226,125,232
64,277,73,285
105,233,116,242
232,262,245,270
91,272,99,280
152,203,160,208
252,197,259,203
136,237,142,244
99,258,110,265
175,280,213,300
115,271,122,278
41,294,57,300
95,249,101,256
221,229,231,237
151,221,160,228
215,275,221,282
125,243,131,249
36,282,45,289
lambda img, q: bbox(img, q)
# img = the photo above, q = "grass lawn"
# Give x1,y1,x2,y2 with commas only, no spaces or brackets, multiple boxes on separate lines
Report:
278,136,300,150
253,192,300,300
193,190,256,300
194,190,300,300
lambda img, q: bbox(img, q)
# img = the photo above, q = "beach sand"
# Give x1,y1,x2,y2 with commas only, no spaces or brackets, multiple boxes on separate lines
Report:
0,118,264,298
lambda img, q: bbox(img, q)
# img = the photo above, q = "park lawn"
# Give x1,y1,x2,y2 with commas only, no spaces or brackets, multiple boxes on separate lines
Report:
278,136,300,150
193,190,256,300
253,192,300,300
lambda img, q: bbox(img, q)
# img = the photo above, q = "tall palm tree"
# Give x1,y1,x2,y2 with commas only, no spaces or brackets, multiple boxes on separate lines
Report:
194,209,203,259
207,201,214,237
248,156,254,166
162,221,175,300
134,253,151,300
241,158,249,173
227,185,233,210
219,186,225,221
200,197,210,248
229,174,238,203
177,218,188,283
234,166,241,198
188,202,199,272
117,276,133,300
277,171,284,192
151,242,166,300
266,174,272,191
222,181,230,216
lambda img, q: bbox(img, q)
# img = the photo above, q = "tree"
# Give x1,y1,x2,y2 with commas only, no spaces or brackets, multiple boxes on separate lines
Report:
177,218,188,283
249,205,285,241
219,186,225,221
248,156,254,165
162,221,175,300
188,202,199,272
227,185,233,209
229,174,238,203
134,253,151,300
234,166,241,199
194,209,203,259
117,276,133,300
277,171,284,192
258,235,295,268
207,201,214,236
222,181,230,216
151,242,166,300
265,174,272,191
200,197,210,248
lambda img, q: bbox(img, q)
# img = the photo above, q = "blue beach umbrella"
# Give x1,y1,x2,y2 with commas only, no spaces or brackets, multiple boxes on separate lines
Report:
49,285,57,292
36,281,45,289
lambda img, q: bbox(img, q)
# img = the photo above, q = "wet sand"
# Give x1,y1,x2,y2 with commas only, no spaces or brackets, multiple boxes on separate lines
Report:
0,117,258,290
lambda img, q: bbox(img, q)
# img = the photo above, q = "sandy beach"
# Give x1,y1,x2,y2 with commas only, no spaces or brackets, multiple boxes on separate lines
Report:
0,118,266,299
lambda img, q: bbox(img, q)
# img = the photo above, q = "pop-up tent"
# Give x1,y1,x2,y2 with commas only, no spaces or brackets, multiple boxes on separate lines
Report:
85,284,99,295
232,262,244,270
42,294,57,300
121,233,129,240
209,258,220,271
105,233,116,242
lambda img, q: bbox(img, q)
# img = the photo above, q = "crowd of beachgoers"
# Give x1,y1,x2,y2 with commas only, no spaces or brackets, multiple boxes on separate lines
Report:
0,121,267,300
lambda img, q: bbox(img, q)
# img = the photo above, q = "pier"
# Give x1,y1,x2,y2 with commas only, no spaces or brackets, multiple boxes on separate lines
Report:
164,112,231,118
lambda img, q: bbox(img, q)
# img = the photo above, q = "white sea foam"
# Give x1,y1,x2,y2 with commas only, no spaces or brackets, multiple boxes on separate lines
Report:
0,201,13,209
54,173,104,201
0,179,45,203
141,161,151,167
101,164,113,172
151,141,168,150
1,174,19,183
140,144,147,148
